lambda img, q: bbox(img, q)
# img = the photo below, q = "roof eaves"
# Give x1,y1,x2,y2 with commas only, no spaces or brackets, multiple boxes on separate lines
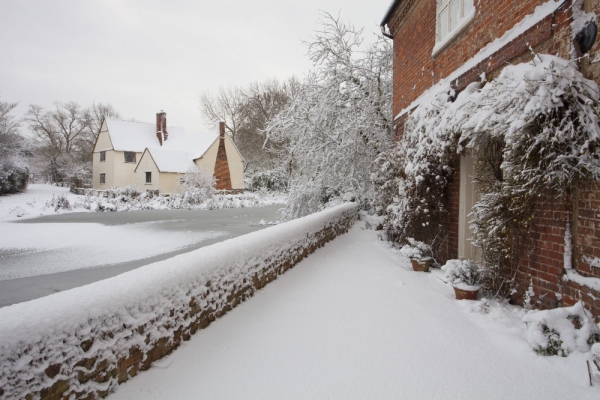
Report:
381,0,402,26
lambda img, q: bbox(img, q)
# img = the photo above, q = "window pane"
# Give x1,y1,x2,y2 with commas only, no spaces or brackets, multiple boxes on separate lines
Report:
146,172,151,184
100,173,105,184
440,8,448,39
450,0,460,31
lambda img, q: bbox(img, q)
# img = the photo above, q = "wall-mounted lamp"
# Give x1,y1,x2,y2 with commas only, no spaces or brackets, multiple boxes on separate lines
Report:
576,20,598,54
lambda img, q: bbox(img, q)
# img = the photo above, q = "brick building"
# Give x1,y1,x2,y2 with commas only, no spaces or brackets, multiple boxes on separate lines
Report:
381,0,600,318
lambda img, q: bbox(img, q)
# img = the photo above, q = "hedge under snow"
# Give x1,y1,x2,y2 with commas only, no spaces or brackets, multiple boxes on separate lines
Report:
0,202,358,399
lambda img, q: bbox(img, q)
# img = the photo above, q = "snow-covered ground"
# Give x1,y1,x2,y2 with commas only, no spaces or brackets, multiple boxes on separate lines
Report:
0,184,78,222
109,224,598,400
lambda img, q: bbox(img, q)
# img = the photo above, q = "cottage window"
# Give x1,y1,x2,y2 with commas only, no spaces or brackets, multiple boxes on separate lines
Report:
100,151,106,162
435,0,475,52
100,173,106,184
124,152,136,163
145,171,152,184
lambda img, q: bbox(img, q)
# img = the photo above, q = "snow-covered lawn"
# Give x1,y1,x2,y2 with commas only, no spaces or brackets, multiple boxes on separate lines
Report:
109,224,597,399
0,184,79,222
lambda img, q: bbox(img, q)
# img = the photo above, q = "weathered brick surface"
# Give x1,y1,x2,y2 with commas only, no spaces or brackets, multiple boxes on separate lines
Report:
387,0,600,320
214,122,232,190
387,0,572,121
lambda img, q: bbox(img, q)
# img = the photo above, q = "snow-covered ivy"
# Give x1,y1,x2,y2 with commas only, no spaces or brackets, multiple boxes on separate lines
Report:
374,54,600,295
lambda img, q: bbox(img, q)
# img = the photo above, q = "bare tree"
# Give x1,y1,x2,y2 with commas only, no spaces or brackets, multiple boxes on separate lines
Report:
82,102,120,154
25,101,120,185
25,102,87,156
199,87,245,142
199,78,298,173
237,78,299,172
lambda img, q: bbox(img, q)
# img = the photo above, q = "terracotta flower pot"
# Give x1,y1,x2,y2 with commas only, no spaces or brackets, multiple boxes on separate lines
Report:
411,258,431,272
453,286,480,300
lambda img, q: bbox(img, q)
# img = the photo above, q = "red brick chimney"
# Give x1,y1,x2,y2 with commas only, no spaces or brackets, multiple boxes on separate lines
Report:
214,121,232,190
156,111,167,146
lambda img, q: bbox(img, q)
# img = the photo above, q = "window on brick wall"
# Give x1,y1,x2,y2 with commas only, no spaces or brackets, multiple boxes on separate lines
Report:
436,0,475,48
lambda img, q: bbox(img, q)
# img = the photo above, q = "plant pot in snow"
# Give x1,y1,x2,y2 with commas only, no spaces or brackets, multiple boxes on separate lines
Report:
411,257,431,272
401,239,433,272
442,259,482,300
452,284,481,300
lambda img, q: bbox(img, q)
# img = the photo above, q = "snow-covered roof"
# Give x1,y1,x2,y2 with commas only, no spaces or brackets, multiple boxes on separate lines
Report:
105,118,217,158
141,148,197,174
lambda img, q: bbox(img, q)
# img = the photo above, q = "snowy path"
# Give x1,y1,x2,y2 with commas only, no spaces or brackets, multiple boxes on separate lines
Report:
109,225,597,399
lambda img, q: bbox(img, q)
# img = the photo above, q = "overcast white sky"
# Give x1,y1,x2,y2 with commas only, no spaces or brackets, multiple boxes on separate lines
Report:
1,0,392,135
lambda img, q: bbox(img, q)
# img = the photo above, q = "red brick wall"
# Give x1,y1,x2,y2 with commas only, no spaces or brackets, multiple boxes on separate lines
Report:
387,0,600,319
388,0,572,119
566,185,600,318
388,0,436,120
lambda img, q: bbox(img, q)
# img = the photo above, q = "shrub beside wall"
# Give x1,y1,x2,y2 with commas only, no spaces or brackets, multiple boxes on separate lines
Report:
0,203,358,400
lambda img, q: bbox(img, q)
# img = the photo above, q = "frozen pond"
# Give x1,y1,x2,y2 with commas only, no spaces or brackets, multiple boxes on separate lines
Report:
0,205,282,307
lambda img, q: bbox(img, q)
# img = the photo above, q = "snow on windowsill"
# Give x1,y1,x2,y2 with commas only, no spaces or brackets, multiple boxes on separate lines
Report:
432,8,476,57
396,0,563,121
563,224,600,293
564,269,600,293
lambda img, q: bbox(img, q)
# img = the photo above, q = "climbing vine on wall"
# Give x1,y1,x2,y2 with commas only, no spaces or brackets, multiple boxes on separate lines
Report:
374,54,600,296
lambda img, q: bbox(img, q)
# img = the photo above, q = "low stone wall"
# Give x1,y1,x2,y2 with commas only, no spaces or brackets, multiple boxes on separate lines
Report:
0,203,358,400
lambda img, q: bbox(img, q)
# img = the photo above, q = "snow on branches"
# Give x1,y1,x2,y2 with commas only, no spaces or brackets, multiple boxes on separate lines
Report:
375,54,600,294
457,54,600,194
266,13,393,219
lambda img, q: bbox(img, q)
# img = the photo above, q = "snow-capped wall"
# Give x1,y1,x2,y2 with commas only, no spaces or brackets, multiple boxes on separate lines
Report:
0,203,358,400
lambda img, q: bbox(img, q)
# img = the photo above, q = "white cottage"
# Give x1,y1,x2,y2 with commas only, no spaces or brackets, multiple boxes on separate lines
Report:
92,112,244,193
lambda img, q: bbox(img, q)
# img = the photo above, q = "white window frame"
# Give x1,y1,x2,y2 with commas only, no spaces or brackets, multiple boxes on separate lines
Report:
145,171,152,184
99,151,106,162
433,0,475,56
99,173,106,185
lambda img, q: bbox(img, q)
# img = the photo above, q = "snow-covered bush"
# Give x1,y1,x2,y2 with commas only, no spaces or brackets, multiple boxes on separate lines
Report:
373,81,481,257
442,259,482,289
178,166,216,206
47,193,71,211
0,99,29,194
522,302,600,357
0,159,28,195
457,55,600,195
249,169,288,192
399,238,433,260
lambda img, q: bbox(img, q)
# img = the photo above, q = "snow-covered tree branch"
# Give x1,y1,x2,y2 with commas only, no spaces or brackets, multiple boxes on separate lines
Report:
266,12,393,218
